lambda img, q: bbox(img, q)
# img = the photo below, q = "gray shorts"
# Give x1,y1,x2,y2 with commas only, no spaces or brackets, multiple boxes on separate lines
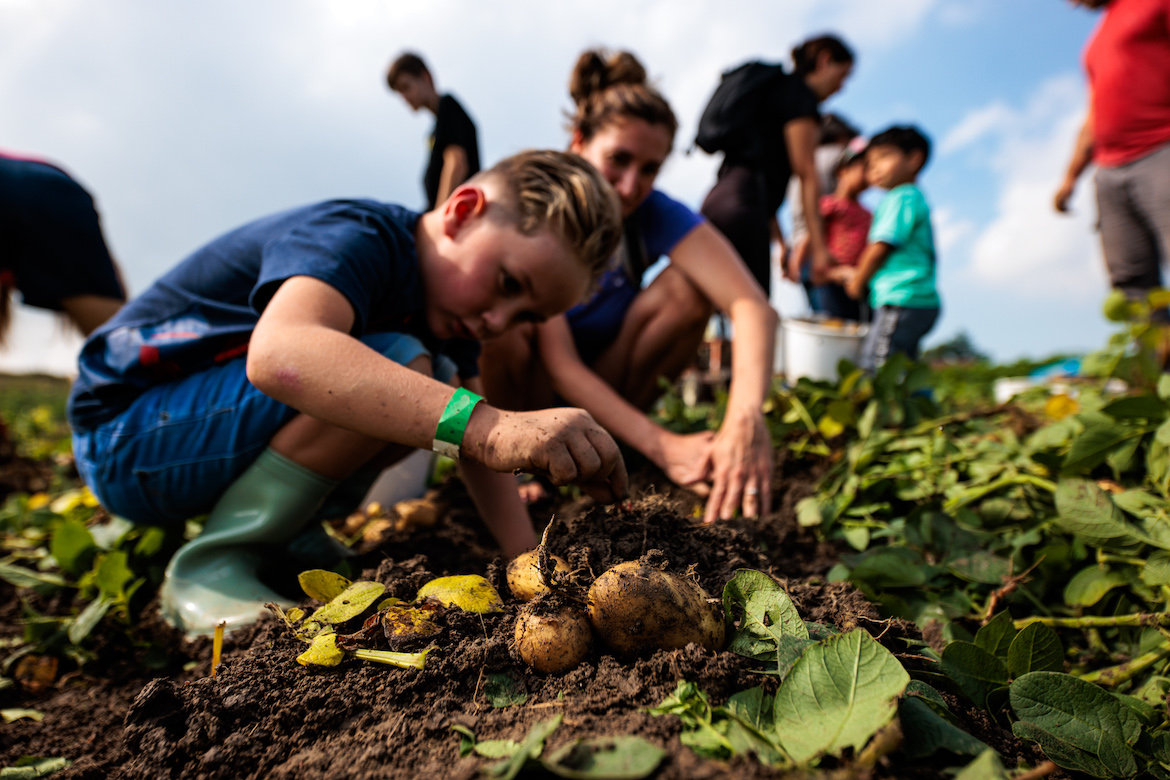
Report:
1095,141,1170,298
860,305,939,371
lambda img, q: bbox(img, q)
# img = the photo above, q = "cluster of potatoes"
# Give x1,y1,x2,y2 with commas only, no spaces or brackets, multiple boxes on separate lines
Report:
507,550,726,674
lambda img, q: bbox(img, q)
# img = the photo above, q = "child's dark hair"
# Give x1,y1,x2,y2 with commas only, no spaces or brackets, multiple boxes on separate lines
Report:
386,52,430,89
820,113,860,146
792,35,854,76
868,125,932,168
568,49,678,148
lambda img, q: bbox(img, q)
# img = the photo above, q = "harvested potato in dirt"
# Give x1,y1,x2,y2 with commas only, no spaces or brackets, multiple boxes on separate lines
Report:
506,549,569,602
587,561,725,656
393,497,439,531
514,594,593,674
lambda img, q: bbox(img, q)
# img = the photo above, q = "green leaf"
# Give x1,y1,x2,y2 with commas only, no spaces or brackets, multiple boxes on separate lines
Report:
484,672,528,708
475,739,523,759
94,551,134,600
1053,479,1145,552
0,563,66,589
543,736,666,779
773,629,910,765
898,696,988,760
298,569,352,602
1143,551,1170,586
974,612,1017,661
1159,374,1170,401
1,708,44,723
940,642,1009,710
306,580,386,627
49,518,96,577
450,724,477,758
1064,422,1143,472
795,497,823,528
847,547,927,588
296,632,345,667
1064,565,1128,607
1102,396,1168,420
946,552,1011,585
722,570,808,661
66,595,113,645
953,749,1010,780
1010,671,1141,778
1006,623,1063,677
486,715,562,780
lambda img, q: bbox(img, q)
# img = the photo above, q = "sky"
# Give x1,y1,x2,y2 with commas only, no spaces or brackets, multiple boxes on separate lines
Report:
0,0,1108,375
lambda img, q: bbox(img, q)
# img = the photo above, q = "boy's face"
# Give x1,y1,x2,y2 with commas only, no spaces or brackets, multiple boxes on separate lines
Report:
865,145,922,190
425,191,589,342
392,73,435,112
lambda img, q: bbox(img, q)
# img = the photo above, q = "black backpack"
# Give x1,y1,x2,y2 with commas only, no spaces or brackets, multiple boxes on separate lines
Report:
694,61,786,155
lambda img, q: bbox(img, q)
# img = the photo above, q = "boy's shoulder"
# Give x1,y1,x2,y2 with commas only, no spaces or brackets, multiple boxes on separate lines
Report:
878,183,930,214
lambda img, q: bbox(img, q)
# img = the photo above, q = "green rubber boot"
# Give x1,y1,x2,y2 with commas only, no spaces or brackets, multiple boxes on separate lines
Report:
159,449,338,635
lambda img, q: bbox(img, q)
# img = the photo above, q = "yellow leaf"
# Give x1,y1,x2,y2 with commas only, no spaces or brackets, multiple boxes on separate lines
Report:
296,632,345,667
298,569,352,602
27,493,50,510
817,414,846,439
307,580,386,626
1045,393,1080,420
416,575,503,613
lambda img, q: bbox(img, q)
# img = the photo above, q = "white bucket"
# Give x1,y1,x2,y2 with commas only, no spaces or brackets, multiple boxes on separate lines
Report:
781,317,868,382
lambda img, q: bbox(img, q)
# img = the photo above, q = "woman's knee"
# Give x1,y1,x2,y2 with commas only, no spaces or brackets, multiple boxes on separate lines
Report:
641,267,713,327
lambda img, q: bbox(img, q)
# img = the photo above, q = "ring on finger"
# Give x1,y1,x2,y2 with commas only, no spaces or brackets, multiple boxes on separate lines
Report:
744,485,759,496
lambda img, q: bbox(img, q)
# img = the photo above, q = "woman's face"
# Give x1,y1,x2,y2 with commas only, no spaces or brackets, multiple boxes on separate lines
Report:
571,117,673,218
808,53,854,101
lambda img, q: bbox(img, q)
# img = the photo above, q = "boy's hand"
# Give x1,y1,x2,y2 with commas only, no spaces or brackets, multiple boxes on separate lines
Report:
470,407,628,504
828,266,855,284
845,275,864,300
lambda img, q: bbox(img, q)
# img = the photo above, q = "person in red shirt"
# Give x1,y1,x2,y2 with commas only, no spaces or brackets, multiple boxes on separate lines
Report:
1055,0,1170,303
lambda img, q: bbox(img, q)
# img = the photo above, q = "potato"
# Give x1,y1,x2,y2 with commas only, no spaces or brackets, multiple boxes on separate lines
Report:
514,594,593,674
506,549,570,602
587,561,725,656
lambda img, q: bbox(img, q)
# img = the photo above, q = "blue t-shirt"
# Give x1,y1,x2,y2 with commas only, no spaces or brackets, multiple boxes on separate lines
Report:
567,190,703,363
867,183,940,309
68,199,479,430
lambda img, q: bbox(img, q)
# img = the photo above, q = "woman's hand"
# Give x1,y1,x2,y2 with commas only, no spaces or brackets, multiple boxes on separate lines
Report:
702,406,773,523
655,429,716,494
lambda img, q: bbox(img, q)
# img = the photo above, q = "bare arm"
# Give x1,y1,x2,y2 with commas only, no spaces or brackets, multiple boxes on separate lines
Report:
770,215,788,277
456,374,539,556
1055,104,1095,213
788,236,810,283
667,223,777,521
786,117,830,283
435,145,470,206
846,241,894,300
247,276,627,500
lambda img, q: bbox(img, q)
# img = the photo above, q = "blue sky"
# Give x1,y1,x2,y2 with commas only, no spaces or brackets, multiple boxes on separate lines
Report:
0,0,1108,374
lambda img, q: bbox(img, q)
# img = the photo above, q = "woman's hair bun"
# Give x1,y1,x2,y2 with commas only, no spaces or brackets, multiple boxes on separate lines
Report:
570,50,647,104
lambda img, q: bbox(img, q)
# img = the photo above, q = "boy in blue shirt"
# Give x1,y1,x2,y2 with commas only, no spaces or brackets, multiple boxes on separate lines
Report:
67,150,625,633
841,125,940,369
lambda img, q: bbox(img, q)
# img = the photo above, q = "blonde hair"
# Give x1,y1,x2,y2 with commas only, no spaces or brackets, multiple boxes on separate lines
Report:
568,50,678,147
476,150,622,281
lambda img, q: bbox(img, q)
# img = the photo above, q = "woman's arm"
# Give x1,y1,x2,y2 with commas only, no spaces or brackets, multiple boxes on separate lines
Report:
436,145,470,207
536,315,715,489
1054,104,1095,213
786,117,831,283
248,275,627,500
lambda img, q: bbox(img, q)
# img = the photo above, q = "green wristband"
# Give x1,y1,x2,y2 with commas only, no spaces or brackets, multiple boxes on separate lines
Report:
433,387,484,459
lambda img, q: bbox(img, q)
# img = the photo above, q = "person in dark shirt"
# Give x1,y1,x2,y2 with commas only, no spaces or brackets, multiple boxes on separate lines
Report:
387,52,481,210
700,35,854,295
0,150,126,341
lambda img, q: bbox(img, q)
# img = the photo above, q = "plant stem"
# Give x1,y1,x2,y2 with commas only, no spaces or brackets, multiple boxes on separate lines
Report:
1078,641,1170,687
211,621,225,677
1014,612,1170,630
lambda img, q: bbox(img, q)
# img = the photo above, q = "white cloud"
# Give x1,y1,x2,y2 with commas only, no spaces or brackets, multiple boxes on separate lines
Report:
948,75,1105,299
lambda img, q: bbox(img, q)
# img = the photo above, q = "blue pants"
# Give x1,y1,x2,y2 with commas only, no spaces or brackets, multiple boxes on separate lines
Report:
860,305,939,371
73,332,454,525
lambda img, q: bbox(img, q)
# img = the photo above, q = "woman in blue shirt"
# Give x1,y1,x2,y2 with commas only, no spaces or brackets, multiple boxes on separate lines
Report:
482,50,778,522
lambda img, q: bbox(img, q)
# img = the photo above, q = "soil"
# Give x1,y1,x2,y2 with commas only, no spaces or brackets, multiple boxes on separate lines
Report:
0,451,1065,779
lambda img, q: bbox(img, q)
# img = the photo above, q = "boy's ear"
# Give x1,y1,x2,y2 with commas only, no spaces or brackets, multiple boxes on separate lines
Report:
909,149,927,173
441,185,488,237
568,128,586,154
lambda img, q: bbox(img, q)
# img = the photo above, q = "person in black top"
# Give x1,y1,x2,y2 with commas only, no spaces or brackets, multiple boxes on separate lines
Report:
387,52,481,210
0,150,126,342
700,35,854,295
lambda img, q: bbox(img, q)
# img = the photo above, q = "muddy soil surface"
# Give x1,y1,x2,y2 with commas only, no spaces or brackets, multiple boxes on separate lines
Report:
1,456,1059,779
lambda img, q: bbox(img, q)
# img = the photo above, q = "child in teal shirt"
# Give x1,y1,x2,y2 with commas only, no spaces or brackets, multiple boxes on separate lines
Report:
840,125,940,369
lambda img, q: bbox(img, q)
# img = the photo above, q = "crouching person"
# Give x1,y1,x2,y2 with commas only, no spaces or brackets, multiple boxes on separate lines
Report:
66,150,625,633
